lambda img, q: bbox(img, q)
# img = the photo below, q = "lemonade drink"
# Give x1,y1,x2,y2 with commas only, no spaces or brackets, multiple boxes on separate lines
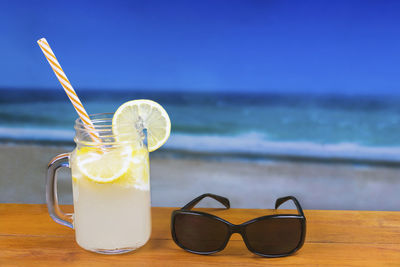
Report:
70,145,151,253
46,100,170,254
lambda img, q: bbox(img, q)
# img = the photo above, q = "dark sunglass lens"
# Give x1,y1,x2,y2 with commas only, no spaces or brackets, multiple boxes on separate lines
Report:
245,218,303,256
174,213,229,253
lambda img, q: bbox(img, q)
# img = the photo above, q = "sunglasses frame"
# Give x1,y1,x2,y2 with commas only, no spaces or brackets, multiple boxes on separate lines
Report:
171,194,306,257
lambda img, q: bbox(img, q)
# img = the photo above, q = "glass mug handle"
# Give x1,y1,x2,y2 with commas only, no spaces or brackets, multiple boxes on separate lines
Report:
46,153,73,229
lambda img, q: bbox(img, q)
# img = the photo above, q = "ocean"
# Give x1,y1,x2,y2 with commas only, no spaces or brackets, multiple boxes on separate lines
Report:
1,89,400,164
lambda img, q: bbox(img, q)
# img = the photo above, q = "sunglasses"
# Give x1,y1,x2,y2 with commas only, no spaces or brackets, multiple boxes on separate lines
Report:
171,193,306,257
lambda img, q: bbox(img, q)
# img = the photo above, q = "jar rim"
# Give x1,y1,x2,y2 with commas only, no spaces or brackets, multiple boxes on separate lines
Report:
74,112,136,131
73,112,146,147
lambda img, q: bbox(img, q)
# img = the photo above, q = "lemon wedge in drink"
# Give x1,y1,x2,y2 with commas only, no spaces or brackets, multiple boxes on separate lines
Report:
76,147,132,183
112,99,171,152
115,148,150,189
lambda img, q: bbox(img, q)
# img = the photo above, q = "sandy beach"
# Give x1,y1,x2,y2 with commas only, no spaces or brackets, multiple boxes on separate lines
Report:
1,143,399,211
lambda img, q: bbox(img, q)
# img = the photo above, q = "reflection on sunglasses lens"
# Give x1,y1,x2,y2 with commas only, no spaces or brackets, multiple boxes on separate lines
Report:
245,218,302,255
174,213,229,252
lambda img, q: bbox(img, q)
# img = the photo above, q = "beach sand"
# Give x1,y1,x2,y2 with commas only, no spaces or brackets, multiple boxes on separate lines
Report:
1,143,399,211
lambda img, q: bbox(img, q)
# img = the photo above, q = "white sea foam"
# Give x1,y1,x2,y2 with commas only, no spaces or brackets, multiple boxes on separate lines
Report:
1,127,400,162
0,126,74,142
165,132,400,162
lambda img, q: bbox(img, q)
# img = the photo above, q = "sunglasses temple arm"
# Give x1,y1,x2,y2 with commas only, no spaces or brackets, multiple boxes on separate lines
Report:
181,193,230,210
275,196,305,216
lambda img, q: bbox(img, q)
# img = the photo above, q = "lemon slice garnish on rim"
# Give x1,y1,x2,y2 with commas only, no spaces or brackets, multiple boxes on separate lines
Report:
112,99,171,152
76,147,132,183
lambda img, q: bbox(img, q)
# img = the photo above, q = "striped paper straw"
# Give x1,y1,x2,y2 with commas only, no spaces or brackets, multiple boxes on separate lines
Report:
37,38,102,144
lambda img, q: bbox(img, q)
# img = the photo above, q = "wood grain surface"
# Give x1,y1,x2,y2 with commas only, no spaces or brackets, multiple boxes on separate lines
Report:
1,204,399,266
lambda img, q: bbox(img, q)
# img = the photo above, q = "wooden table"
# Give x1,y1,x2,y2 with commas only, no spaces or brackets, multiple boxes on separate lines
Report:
1,204,399,266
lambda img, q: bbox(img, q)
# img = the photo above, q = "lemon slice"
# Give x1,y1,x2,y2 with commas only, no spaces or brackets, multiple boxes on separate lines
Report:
112,99,171,152
115,148,150,189
76,147,132,183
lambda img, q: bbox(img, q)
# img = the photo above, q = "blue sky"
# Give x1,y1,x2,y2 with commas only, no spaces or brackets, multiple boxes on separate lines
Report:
0,0,399,94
